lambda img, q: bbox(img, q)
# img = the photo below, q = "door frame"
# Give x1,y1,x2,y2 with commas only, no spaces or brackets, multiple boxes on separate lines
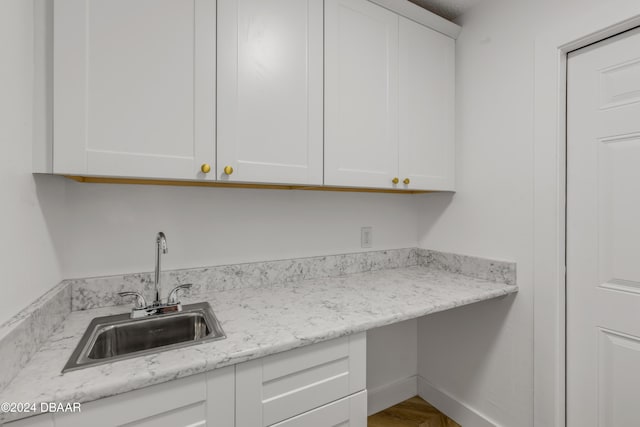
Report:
533,4,640,427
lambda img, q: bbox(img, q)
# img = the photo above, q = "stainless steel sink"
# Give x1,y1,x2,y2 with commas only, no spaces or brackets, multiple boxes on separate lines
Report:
63,302,225,373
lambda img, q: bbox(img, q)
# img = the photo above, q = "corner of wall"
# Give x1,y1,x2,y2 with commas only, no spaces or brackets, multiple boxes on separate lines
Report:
417,375,498,427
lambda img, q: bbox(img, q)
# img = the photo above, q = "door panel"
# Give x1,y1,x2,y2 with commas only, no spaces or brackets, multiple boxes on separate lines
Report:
398,17,455,191
217,0,323,185
599,58,640,109
324,0,399,188
598,329,640,427
567,26,640,427
597,135,640,289
53,0,215,179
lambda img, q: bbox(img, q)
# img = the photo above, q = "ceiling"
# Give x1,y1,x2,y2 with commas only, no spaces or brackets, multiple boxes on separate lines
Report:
408,0,484,20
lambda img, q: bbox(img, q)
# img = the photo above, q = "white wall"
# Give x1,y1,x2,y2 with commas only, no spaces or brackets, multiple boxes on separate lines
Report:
416,0,535,423
61,182,419,278
0,0,65,326
367,319,418,414
368,320,417,391
417,0,639,426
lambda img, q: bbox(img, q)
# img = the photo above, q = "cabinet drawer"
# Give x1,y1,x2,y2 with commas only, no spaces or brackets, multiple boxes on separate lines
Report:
271,390,367,427
54,373,206,427
3,414,54,427
54,367,234,427
236,333,366,427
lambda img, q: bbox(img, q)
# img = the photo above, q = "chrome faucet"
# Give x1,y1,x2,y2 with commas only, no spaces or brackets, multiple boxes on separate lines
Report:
118,232,193,319
154,232,168,305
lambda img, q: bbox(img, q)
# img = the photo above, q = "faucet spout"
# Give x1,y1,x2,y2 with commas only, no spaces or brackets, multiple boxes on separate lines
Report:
154,232,168,304
120,231,192,318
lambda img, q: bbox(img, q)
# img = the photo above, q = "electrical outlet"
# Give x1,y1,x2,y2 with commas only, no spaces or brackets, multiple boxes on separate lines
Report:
361,226,372,248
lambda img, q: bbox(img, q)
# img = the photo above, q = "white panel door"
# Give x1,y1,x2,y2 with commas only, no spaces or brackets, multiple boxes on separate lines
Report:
217,0,323,185
324,0,399,188
53,0,216,180
398,17,455,191
567,27,640,427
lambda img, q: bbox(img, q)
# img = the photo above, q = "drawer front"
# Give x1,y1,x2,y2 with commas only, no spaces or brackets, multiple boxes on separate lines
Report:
236,333,366,427
3,414,54,427
54,366,234,427
54,373,207,427
270,390,367,427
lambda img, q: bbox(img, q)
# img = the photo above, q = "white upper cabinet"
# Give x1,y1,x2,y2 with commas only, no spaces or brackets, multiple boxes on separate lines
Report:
53,0,216,180
217,0,324,185
324,0,399,188
399,16,455,191
325,0,456,191
48,0,456,191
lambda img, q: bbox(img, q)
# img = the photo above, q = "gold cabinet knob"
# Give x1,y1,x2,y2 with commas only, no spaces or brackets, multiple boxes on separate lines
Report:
200,163,211,174
403,178,410,185
224,165,234,175
392,177,399,184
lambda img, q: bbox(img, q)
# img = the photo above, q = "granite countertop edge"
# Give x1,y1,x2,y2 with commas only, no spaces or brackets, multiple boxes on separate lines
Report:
0,265,517,423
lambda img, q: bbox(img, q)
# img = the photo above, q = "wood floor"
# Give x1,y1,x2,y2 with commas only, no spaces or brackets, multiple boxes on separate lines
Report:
368,396,461,427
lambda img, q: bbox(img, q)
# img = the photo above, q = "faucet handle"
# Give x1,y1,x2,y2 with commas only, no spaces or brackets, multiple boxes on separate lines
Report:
167,284,193,305
118,291,148,309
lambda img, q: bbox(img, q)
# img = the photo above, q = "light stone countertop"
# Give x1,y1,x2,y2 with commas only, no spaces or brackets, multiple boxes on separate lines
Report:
0,265,517,423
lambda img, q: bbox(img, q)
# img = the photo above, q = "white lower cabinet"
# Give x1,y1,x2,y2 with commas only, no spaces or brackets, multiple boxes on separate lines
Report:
8,366,235,427
235,333,366,427
3,415,54,427
5,334,367,427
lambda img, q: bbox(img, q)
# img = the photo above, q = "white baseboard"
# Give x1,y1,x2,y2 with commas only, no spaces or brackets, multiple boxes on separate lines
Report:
367,375,418,416
417,376,498,427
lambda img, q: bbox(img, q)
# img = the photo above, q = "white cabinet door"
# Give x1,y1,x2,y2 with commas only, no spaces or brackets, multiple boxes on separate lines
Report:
324,0,399,188
54,368,234,427
217,0,323,185
53,0,216,180
205,366,235,427
270,390,367,427
236,333,366,427
399,17,455,191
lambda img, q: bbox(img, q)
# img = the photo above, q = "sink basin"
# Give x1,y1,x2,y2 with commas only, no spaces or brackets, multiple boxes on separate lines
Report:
63,302,225,373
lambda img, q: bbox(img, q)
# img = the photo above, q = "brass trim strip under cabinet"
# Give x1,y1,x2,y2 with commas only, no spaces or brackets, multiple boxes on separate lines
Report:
63,176,432,194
